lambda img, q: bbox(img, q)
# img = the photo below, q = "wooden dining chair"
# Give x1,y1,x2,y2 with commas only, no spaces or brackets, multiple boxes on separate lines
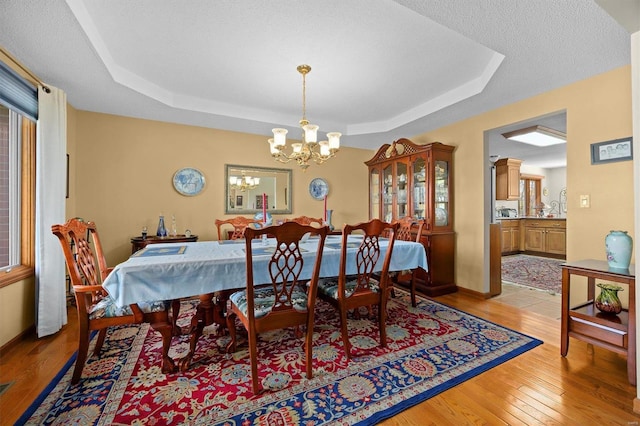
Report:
317,219,399,359
215,216,261,240
225,221,329,393
51,218,175,384
285,216,324,227
389,217,425,307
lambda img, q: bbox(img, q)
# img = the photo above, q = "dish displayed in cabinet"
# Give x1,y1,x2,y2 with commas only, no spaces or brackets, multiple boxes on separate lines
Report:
435,207,447,226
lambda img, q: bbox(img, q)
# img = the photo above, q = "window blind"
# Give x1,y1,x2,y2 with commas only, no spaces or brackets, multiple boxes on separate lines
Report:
0,60,37,121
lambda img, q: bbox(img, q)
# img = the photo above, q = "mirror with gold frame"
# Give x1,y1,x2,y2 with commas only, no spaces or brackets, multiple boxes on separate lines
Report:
225,164,292,214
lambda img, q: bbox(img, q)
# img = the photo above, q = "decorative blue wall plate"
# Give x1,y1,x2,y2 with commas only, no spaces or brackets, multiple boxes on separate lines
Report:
173,167,206,196
309,178,329,200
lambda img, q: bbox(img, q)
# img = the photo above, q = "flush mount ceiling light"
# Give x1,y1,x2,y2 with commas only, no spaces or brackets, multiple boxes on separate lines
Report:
268,64,340,171
502,125,566,147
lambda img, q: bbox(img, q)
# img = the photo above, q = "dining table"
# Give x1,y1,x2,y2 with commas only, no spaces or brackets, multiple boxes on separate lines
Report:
102,234,428,372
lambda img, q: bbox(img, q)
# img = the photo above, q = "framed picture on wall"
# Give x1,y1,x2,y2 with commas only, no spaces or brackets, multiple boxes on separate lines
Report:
256,195,268,209
591,137,633,165
236,195,243,207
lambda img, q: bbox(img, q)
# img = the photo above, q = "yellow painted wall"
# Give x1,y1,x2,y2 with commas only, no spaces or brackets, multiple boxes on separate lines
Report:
0,277,35,346
411,65,633,293
73,111,372,265
0,65,633,348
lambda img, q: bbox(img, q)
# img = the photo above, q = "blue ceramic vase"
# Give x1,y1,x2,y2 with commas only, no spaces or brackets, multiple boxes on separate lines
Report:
156,215,167,237
325,209,334,231
605,230,632,269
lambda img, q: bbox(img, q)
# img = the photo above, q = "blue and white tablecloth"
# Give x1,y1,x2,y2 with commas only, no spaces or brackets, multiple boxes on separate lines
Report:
102,235,427,307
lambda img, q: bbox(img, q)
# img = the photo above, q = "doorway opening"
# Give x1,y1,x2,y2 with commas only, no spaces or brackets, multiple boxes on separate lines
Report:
485,111,567,302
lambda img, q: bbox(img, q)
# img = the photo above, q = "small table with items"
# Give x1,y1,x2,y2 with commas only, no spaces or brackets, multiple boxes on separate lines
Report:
130,234,199,254
560,259,635,384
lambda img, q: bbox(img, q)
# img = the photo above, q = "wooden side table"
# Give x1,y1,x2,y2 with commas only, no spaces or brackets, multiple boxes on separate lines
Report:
131,235,198,254
561,259,636,385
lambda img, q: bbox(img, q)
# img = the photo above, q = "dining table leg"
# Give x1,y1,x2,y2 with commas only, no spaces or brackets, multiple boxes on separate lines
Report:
171,299,182,336
177,291,230,371
148,311,177,374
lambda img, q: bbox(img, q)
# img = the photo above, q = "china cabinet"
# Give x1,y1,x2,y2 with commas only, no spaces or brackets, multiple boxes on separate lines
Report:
365,139,456,296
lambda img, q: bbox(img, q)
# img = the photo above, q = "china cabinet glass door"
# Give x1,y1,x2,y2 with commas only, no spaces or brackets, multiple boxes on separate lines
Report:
434,160,450,227
382,165,393,222
370,168,380,219
412,157,426,219
396,161,408,219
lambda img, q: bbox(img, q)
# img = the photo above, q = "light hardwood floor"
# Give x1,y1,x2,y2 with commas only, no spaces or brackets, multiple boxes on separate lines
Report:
1,289,639,425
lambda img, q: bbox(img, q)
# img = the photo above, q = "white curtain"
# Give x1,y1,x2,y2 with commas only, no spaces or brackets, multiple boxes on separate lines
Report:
35,85,67,337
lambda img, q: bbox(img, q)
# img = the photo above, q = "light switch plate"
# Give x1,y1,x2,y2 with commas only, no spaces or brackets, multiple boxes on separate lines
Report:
580,194,590,208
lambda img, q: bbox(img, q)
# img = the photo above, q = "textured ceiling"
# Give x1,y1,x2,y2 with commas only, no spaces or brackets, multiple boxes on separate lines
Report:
0,0,632,166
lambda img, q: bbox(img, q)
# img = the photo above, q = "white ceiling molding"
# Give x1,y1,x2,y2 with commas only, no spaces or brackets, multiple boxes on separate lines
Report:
0,0,631,155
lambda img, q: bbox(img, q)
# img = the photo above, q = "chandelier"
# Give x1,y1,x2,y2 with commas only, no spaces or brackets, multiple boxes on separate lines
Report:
268,64,340,171
229,171,260,192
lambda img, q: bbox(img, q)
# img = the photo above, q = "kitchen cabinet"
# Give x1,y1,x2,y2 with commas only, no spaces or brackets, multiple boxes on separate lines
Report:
523,219,566,256
366,138,456,296
500,220,521,254
495,158,522,200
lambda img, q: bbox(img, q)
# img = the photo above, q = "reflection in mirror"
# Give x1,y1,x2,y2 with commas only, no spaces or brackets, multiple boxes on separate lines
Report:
225,164,292,214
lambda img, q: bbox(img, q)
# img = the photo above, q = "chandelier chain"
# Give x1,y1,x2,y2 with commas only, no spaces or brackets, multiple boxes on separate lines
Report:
301,68,307,125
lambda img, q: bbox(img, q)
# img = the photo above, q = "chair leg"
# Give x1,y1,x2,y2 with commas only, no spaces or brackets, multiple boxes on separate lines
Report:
72,322,91,384
305,319,314,379
389,273,397,298
225,311,237,353
248,329,261,394
410,272,417,307
92,328,107,356
339,305,352,359
171,299,181,336
379,300,388,349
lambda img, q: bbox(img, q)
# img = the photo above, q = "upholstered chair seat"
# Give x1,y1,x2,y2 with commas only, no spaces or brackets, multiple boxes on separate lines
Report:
317,276,381,300
89,297,168,320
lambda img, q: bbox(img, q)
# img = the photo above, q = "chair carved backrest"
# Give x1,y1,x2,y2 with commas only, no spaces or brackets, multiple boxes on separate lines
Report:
394,217,424,242
286,216,323,227
317,218,399,359
226,221,329,393
215,216,261,240
52,218,109,300
343,219,399,296
388,217,424,307
52,218,174,384
244,222,328,321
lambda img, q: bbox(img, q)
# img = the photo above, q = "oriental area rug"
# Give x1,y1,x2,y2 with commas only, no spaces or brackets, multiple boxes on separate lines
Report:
19,292,541,425
502,254,564,294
